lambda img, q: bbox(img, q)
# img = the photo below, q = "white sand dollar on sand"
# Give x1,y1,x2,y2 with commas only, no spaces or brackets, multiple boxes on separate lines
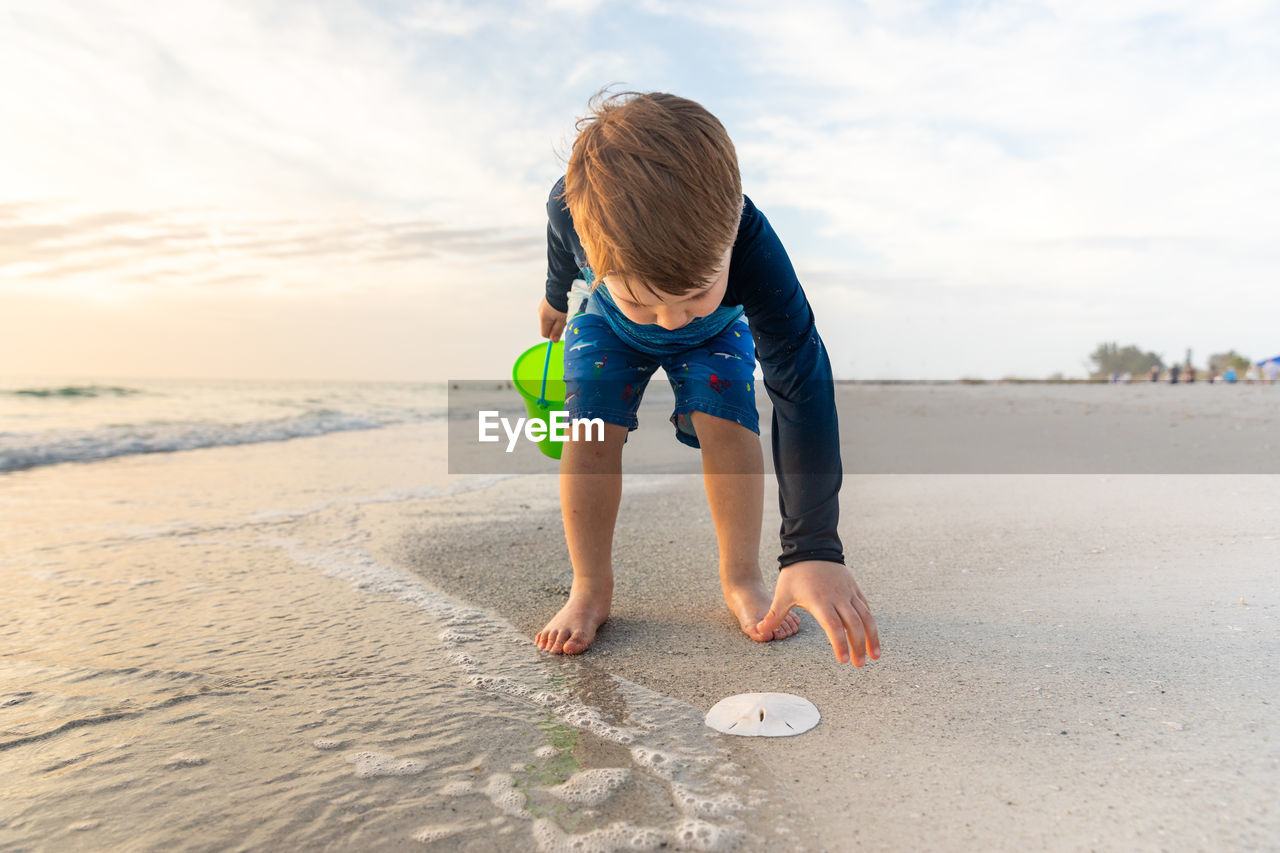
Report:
704,693,820,737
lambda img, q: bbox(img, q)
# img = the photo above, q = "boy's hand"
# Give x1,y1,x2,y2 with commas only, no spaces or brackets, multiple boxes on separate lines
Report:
539,298,567,342
756,560,881,666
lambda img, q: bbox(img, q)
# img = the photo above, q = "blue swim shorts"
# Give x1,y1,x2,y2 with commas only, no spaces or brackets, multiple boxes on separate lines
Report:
562,312,759,448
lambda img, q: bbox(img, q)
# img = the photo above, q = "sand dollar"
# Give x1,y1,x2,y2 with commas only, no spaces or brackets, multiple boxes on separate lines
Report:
704,692,820,737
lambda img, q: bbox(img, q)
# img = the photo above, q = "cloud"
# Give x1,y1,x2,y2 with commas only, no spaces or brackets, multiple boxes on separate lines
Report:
0,0,579,220
396,0,509,35
0,201,540,295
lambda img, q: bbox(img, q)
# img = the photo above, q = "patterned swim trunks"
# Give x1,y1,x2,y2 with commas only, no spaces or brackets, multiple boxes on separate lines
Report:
562,310,759,449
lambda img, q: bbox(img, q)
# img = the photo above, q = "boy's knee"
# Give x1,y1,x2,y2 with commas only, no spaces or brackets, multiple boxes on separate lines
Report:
688,410,758,443
564,421,628,455
599,422,630,443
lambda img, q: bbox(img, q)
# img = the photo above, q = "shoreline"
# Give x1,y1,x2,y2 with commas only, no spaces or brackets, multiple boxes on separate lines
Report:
0,423,794,851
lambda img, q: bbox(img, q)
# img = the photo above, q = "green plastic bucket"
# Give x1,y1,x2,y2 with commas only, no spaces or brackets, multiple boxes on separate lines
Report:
512,340,567,459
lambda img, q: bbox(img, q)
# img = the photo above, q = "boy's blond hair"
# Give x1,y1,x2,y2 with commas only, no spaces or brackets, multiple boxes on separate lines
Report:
562,90,742,299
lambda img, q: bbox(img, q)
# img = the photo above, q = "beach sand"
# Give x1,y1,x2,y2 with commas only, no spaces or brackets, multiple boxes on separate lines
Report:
4,384,1277,850
413,382,1280,849
390,469,1279,851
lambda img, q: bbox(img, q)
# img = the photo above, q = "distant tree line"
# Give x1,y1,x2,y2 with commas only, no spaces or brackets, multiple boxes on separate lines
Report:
1207,350,1252,374
1087,343,1162,377
1087,343,1252,379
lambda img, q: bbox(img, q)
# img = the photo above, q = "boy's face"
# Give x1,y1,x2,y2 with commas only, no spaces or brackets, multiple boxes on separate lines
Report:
601,243,733,330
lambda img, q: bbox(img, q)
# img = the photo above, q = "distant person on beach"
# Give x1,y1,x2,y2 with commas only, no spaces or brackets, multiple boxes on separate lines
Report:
535,90,880,666
1169,364,1181,384
1150,365,1161,382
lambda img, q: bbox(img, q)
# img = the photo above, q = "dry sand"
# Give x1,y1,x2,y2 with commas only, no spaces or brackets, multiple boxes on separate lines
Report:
394,383,1280,850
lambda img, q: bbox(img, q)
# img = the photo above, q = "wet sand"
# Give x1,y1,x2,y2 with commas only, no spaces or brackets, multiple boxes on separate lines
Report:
1,424,791,851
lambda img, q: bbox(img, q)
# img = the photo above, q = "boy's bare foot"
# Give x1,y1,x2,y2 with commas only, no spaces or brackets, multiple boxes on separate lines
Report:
536,582,612,655
722,576,800,642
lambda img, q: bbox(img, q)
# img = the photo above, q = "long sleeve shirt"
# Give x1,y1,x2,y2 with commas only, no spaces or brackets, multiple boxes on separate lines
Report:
544,176,844,568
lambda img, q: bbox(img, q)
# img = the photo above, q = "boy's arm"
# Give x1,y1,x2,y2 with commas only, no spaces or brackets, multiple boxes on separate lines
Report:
736,197,880,665
545,176,580,314
734,197,844,569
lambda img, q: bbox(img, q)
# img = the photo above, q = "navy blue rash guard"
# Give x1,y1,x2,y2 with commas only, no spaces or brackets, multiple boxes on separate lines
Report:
544,176,844,569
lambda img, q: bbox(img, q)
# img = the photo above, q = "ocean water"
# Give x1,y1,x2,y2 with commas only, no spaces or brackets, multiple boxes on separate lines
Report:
0,377,449,472
0,379,788,851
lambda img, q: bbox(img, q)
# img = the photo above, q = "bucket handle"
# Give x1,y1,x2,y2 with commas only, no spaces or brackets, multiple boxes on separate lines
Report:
536,340,554,408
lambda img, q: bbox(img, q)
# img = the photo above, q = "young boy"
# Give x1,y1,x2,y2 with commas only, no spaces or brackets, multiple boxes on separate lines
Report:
534,91,880,667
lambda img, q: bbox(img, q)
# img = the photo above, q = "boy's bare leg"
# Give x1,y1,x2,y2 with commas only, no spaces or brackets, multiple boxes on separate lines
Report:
690,411,801,642
536,422,628,655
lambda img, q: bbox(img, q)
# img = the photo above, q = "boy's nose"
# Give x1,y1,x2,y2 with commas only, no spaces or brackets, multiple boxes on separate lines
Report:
654,310,689,330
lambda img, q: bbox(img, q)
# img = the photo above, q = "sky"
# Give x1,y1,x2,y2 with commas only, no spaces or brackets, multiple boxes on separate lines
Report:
2,0,1278,381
